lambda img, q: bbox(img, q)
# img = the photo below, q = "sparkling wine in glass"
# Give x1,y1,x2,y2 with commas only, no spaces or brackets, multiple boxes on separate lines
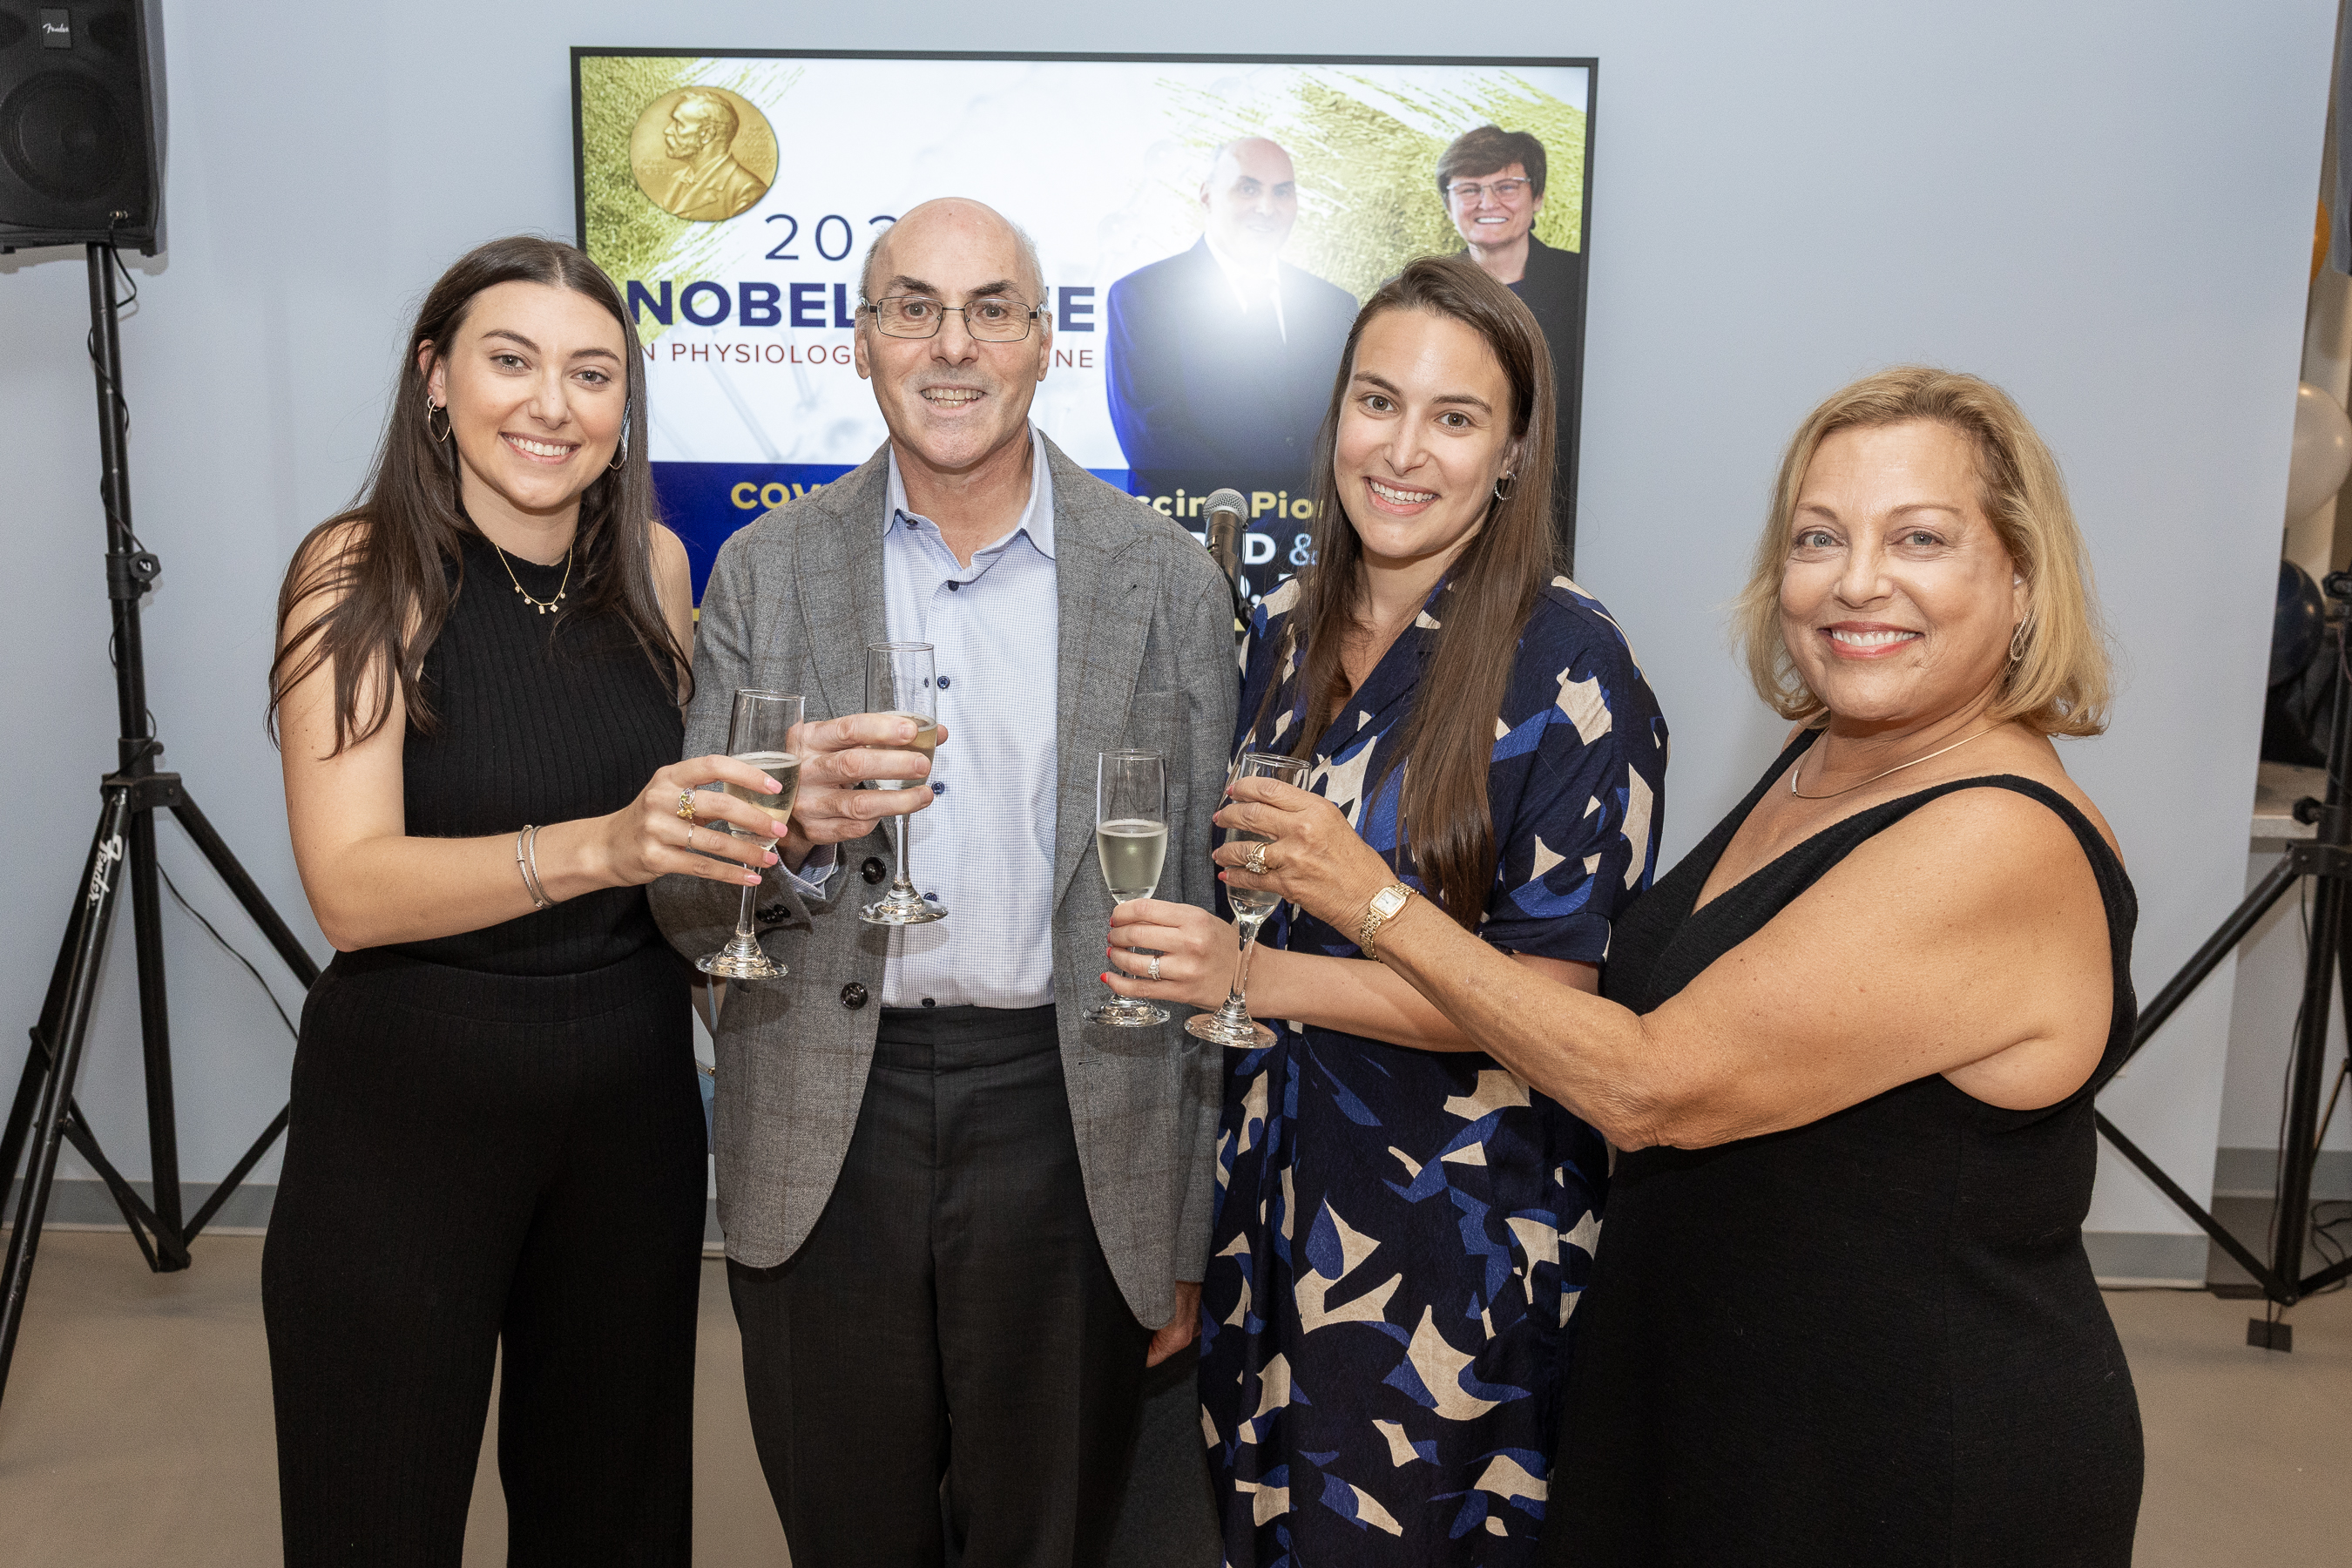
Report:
1088,749,1170,1028
697,689,804,981
1186,750,1313,1048
859,642,948,926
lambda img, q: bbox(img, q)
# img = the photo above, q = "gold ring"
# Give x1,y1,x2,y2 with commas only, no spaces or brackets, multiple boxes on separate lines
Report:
1243,843,1270,876
676,789,697,821
686,824,697,850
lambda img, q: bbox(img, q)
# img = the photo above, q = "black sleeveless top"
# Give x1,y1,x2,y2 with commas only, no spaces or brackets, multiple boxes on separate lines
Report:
1549,734,2144,1567
384,531,685,977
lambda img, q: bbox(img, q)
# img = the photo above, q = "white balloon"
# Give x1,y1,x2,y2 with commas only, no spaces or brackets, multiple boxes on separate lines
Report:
2288,381,2352,519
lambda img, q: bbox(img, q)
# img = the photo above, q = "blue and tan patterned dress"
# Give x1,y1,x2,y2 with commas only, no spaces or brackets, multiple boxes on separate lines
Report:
1199,573,1668,1565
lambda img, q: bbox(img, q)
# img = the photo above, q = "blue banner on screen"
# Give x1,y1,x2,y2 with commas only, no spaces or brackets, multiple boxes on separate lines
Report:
577,51,1593,603
655,461,1136,601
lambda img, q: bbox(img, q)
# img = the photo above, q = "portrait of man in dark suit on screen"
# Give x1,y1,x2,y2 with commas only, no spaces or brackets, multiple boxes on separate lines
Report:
1105,138,1361,504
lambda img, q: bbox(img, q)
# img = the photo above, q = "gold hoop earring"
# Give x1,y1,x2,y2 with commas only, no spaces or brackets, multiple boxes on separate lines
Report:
608,408,630,472
424,393,450,443
2008,618,2030,666
1492,472,1517,502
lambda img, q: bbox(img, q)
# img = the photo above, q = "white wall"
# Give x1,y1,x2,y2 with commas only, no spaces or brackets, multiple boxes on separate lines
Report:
0,2,2334,1247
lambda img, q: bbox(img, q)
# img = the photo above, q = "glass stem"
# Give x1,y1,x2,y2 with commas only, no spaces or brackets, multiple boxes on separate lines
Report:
891,810,915,896
727,836,767,952
1221,917,1266,1021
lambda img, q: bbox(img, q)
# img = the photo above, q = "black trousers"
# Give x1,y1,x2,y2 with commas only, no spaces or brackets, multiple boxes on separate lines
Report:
728,1004,1153,1568
262,946,707,1566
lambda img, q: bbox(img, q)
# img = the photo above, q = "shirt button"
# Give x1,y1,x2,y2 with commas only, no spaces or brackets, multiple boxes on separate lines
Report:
937,676,951,688
921,997,936,1008
839,983,868,1010
947,581,963,591
933,782,948,796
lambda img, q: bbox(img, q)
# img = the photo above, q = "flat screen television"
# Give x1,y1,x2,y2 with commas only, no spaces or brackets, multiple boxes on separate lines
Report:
573,49,1594,601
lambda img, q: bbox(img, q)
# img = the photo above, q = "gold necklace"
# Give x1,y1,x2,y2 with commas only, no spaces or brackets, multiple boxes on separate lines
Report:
1788,724,2002,801
489,538,572,616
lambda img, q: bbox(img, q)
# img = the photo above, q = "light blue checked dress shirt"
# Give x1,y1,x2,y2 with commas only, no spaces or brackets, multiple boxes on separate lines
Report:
790,426,1060,1009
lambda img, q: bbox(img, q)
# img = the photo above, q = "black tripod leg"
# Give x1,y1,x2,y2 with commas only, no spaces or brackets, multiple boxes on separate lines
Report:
58,1104,164,1272
0,1050,42,1218
165,788,315,1243
169,793,321,989
122,808,185,1264
184,1105,289,1241
0,793,132,1402
2122,851,2304,1067
2094,1111,2283,1294
0,812,115,1204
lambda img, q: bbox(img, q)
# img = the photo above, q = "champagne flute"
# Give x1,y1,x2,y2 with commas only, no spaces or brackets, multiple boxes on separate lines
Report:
697,688,805,981
1186,750,1313,1047
859,642,948,926
1088,750,1170,1028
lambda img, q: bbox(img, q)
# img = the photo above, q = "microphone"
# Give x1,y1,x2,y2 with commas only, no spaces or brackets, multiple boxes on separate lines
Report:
1203,488,1247,586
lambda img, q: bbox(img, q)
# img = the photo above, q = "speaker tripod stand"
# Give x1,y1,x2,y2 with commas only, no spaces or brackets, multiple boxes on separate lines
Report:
2093,571,2352,1349
0,244,319,1417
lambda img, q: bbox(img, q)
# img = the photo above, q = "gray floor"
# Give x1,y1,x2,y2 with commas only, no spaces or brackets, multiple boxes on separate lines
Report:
0,1230,2344,1565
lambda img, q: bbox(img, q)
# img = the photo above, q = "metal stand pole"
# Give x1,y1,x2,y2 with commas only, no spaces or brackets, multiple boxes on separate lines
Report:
0,245,320,1420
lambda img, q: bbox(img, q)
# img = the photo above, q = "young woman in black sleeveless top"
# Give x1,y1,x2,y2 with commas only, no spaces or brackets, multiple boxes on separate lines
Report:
262,239,790,1566
1206,367,2143,1565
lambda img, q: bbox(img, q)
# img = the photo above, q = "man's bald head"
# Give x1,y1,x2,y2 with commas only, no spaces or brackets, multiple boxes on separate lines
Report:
1206,138,1296,193
1200,138,1300,267
860,198,1046,308
850,195,1053,486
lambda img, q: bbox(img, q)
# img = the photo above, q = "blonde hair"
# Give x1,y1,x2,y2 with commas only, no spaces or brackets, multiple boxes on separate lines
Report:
1734,365,2111,737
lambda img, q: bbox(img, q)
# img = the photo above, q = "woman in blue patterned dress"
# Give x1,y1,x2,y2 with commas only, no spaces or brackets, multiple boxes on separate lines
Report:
1103,256,1667,1563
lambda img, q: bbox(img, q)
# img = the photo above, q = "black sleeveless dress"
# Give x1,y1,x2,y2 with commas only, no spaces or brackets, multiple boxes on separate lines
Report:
262,531,704,1567
1546,734,2144,1567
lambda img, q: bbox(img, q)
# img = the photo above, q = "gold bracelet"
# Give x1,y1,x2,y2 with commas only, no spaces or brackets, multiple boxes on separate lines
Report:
516,825,554,910
1357,882,1415,962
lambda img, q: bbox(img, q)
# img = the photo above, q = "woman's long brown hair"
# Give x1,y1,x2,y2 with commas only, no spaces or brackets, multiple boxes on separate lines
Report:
1260,254,1559,929
267,235,683,754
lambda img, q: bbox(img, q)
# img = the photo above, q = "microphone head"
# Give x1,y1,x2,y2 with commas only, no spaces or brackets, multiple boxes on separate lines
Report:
1204,488,1247,524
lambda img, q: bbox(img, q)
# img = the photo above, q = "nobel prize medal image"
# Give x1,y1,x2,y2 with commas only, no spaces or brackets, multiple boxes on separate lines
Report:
630,85,777,222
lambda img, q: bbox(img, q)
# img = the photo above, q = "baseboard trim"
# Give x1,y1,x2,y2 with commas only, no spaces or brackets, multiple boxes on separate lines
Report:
7,1184,2240,1287
3,1179,727,1250
2084,1230,2209,1288
2213,1146,2352,1200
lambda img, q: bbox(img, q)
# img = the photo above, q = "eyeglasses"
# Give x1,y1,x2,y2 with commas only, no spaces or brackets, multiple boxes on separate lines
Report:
864,294,1043,341
1447,177,1532,202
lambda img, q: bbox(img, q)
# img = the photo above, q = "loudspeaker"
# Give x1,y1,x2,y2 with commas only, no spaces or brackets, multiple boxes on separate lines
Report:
0,1,163,255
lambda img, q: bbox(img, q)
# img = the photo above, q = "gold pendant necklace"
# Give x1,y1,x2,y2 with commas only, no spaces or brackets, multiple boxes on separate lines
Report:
490,539,572,616
1788,724,2002,801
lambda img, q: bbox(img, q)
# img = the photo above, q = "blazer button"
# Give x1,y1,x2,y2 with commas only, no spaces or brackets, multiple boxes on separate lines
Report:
840,982,868,1010
860,856,887,884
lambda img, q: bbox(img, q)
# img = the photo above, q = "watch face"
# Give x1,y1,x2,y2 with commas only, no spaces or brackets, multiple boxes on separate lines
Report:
1371,885,1409,917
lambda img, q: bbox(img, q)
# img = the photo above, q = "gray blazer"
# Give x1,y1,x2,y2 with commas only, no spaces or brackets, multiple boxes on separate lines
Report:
650,436,1238,1328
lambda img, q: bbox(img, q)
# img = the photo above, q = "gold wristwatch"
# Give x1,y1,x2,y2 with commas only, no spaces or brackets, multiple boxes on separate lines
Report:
1357,882,1415,962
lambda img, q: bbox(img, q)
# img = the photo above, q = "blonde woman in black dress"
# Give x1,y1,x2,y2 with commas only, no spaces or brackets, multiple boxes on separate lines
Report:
264,238,810,1565
1205,367,2142,1565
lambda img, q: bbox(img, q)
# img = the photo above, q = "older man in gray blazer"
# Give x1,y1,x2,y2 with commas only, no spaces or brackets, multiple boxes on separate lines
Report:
652,198,1235,1566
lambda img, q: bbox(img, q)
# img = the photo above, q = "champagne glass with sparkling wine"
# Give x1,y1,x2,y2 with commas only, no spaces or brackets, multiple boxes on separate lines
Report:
1186,750,1312,1047
859,642,948,927
1089,750,1170,1028
697,688,804,981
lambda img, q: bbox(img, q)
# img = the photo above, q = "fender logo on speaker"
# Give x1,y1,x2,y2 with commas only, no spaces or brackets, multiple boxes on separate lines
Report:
40,11,71,50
